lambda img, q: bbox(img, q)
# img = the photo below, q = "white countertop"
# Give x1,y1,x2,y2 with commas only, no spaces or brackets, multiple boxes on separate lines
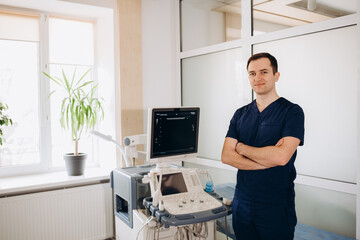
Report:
0,167,113,197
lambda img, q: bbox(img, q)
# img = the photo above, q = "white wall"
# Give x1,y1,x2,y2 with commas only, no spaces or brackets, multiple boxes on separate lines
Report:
142,0,178,133
254,26,358,183
95,9,117,170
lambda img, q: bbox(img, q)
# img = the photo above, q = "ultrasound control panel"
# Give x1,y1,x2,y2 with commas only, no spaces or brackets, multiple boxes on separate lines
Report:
156,169,222,215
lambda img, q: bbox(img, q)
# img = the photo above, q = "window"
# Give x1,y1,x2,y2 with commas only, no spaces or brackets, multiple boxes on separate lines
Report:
181,0,242,51
0,6,116,176
0,12,41,169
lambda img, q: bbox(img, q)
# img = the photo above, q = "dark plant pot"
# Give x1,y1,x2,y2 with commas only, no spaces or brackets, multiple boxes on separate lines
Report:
63,153,87,176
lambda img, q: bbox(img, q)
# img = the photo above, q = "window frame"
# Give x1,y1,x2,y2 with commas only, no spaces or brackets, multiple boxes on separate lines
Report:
0,4,117,177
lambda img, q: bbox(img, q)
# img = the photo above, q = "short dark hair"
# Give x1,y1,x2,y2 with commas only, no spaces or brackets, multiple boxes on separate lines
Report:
247,52,278,74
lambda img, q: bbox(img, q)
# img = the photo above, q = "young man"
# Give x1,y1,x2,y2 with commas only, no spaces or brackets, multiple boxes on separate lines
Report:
221,52,304,240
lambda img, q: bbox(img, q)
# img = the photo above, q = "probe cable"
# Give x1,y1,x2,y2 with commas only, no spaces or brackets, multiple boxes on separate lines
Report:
185,222,208,238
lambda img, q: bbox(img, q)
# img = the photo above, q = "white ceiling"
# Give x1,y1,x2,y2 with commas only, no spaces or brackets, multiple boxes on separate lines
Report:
213,0,356,27
184,0,356,14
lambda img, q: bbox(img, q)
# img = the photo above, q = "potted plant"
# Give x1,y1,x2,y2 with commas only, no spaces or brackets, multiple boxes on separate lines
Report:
0,102,13,146
43,69,104,176
0,102,13,165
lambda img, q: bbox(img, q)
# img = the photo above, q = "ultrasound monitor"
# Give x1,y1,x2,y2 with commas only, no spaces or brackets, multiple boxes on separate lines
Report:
146,107,200,164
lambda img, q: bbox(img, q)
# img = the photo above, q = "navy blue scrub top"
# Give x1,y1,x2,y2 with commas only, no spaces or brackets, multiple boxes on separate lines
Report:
226,97,305,205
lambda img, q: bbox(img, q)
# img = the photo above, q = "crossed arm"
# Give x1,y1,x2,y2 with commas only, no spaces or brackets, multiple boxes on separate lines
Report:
221,137,300,170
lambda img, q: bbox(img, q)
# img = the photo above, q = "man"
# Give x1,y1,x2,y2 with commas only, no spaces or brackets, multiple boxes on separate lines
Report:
221,52,304,240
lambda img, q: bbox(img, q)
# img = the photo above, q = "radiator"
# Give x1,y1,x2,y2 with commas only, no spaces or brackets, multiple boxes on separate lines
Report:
0,183,113,240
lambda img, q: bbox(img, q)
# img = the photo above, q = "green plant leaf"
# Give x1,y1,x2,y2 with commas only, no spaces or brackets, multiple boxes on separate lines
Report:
86,106,93,125
75,81,93,92
76,89,81,101
80,109,84,127
43,68,104,146
60,113,65,129
75,105,80,126
62,69,71,94
75,68,91,87
0,102,12,145
66,103,71,129
71,68,77,89
90,83,98,99
48,90,56,98
43,72,61,86
97,100,104,119
60,98,68,113
0,102,6,111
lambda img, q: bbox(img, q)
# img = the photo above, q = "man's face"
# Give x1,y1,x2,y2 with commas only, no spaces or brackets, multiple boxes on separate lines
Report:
247,57,279,96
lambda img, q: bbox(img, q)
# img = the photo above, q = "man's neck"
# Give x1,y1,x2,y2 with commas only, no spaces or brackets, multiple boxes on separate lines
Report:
255,92,280,112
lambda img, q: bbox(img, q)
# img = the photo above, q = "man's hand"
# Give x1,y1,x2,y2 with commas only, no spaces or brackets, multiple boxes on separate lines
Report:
221,137,269,170
236,142,245,155
275,138,284,147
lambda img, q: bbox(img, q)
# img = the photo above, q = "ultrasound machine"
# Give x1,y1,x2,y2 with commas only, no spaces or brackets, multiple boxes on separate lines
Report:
110,107,231,240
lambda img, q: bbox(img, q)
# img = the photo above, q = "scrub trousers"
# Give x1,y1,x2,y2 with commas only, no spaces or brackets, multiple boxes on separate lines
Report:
232,197,297,240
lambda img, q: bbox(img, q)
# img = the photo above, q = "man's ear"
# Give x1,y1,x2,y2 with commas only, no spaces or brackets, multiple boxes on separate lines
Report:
275,72,280,82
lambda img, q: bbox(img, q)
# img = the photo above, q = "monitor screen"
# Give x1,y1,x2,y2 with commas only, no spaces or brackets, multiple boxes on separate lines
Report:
158,172,188,196
147,107,199,161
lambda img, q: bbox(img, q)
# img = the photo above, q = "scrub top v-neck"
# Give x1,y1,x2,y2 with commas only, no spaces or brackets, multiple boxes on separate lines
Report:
226,97,305,205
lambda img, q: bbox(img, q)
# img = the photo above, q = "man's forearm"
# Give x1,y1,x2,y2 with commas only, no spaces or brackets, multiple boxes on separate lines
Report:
222,149,267,170
236,144,284,167
236,137,300,167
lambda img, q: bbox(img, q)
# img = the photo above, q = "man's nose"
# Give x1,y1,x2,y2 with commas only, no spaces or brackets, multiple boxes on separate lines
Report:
254,74,262,81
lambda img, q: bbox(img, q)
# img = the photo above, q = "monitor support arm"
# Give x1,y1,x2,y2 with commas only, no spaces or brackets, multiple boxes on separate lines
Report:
89,130,132,167
123,134,147,166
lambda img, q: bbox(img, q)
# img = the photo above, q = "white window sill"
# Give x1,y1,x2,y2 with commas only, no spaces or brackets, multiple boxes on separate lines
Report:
0,167,114,197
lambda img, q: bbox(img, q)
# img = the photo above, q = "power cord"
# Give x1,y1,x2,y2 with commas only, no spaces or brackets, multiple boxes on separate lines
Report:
136,216,155,240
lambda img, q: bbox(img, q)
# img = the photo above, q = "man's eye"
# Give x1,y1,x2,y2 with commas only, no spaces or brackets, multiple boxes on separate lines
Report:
249,73,255,76
261,71,267,74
